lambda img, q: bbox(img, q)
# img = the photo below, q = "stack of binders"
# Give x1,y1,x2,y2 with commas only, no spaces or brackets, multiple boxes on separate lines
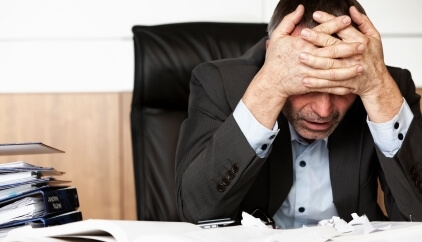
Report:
0,143,82,232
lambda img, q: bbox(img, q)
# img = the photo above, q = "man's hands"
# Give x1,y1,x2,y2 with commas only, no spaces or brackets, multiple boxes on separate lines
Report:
242,4,404,129
242,5,362,129
299,6,403,122
242,5,313,129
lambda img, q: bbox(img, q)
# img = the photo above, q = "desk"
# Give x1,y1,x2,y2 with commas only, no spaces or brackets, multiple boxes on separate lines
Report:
2,219,422,242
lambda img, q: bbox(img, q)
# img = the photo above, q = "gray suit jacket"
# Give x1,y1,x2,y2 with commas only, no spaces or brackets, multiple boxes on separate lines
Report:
175,38,422,223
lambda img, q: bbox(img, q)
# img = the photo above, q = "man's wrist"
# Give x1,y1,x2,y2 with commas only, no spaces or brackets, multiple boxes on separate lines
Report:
233,100,279,158
363,74,403,123
367,98,413,157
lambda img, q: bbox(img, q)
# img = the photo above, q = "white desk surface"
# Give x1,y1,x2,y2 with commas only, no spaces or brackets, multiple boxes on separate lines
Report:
2,219,422,242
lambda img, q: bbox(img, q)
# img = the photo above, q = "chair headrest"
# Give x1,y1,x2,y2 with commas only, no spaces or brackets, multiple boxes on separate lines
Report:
132,22,268,111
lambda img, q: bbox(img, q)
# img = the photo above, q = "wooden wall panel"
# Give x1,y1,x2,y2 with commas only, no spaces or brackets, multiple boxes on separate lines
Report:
0,93,129,220
120,92,137,220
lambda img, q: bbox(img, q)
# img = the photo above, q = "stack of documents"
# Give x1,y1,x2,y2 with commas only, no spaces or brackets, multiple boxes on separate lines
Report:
0,143,82,236
0,161,66,191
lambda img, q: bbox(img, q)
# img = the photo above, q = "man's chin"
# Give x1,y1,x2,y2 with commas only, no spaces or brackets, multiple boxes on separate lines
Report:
297,129,331,141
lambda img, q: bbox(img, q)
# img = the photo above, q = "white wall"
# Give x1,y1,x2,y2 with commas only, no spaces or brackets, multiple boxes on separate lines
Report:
0,0,421,93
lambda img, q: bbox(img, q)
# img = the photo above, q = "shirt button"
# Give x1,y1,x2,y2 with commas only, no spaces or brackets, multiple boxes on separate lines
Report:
261,144,268,151
398,133,404,140
394,122,399,129
299,160,306,167
298,207,305,213
269,135,276,140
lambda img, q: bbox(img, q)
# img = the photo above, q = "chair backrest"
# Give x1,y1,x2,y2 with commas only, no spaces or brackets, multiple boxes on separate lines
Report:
131,22,268,221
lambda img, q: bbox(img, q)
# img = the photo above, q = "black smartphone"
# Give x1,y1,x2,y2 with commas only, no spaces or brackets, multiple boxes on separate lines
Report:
196,218,237,229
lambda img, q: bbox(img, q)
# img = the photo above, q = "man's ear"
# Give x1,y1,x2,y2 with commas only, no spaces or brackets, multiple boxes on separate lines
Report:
266,39,269,49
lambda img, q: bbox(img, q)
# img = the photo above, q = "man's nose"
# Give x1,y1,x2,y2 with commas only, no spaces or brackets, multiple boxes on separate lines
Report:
311,93,333,118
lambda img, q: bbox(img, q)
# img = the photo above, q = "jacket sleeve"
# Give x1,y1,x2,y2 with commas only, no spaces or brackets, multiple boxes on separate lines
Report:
377,67,422,221
175,62,267,223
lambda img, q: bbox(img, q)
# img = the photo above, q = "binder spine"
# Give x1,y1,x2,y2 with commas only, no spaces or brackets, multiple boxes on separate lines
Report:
42,188,80,215
32,211,83,227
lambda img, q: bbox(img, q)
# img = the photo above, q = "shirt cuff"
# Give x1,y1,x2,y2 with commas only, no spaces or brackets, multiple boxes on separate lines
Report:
233,100,279,158
367,98,414,157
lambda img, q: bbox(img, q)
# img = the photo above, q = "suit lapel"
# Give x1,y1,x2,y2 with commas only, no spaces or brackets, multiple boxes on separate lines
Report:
328,101,365,221
267,116,293,216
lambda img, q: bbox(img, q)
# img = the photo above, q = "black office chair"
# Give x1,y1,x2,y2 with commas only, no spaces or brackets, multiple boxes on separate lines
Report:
131,22,268,221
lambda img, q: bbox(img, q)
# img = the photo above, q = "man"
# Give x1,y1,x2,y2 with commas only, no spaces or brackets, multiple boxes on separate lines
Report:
175,0,422,228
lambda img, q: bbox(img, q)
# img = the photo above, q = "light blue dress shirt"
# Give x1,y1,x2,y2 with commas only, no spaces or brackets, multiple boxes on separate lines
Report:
233,98,413,228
